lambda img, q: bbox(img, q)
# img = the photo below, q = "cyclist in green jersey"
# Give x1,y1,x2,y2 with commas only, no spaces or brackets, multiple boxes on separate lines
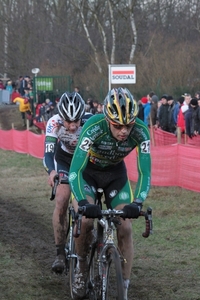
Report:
69,87,151,300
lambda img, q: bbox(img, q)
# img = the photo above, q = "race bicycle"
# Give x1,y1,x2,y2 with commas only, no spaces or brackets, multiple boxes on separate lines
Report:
51,177,153,300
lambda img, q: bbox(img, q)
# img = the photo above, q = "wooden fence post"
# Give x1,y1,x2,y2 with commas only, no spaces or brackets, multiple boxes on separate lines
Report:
149,116,155,146
177,127,181,144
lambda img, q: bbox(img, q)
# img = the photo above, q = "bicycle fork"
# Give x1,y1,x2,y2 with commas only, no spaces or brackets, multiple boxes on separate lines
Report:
65,208,77,273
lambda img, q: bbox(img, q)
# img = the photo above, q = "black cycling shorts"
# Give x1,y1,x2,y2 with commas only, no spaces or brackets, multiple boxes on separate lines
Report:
55,145,72,183
82,161,133,208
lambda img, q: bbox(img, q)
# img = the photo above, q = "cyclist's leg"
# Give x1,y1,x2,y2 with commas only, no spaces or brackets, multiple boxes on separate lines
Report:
111,180,134,280
104,168,133,299
73,178,96,298
74,168,97,260
52,161,71,273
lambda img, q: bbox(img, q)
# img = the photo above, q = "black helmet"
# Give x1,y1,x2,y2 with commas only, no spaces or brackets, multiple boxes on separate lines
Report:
103,88,138,125
57,91,85,121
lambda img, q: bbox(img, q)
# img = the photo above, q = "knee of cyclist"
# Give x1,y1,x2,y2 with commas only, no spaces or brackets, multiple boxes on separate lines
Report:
82,217,94,230
55,197,69,211
118,221,132,238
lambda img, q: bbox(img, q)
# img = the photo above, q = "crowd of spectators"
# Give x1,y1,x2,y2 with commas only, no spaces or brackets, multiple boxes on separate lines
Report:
137,91,200,139
0,78,103,129
2,76,199,138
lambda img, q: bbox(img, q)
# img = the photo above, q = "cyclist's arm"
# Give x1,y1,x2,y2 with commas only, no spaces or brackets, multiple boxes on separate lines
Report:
133,124,151,203
43,118,58,175
69,140,92,202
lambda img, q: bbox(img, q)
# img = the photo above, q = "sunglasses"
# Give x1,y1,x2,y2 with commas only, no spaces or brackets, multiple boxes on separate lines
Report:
62,119,80,124
110,123,134,130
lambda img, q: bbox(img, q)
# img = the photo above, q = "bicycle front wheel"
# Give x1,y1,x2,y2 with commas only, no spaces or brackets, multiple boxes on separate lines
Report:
102,246,124,300
65,210,77,299
69,235,76,299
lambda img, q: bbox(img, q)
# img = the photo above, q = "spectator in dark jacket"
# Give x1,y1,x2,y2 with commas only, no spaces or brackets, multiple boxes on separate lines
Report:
150,95,159,126
87,98,96,114
137,99,144,121
167,96,179,133
158,95,169,131
185,98,199,138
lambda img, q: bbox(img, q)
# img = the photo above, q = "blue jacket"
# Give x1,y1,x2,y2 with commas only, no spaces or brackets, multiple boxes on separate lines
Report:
173,102,180,124
143,102,151,126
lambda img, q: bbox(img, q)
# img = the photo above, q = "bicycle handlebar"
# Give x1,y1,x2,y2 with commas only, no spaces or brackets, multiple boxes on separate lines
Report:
50,175,59,200
140,207,153,238
50,178,153,238
75,206,153,238
50,174,68,200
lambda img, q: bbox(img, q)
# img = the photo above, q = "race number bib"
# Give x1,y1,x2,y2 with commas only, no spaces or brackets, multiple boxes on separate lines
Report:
79,137,92,152
45,143,55,153
140,140,150,153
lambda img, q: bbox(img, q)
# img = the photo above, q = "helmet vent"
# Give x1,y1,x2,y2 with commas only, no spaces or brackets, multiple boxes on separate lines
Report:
110,104,118,118
70,105,74,117
121,105,126,118
129,102,132,113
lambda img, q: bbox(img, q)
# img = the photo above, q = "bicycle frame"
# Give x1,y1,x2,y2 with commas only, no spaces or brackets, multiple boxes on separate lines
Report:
65,206,77,264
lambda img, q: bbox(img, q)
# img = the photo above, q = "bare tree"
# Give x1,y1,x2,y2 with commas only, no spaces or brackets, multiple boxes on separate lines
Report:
70,0,139,73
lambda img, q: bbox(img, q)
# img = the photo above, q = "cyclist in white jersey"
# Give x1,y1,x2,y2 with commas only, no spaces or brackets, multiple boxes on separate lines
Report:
43,91,90,273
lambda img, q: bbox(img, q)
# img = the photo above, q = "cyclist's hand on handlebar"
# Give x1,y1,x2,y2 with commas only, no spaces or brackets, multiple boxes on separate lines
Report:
122,200,143,219
48,170,58,187
78,200,102,219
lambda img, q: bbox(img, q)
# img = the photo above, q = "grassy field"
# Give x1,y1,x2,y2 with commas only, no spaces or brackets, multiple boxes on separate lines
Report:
0,149,200,300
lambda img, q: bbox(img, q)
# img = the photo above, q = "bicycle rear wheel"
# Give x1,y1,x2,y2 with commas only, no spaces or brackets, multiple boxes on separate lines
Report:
102,246,124,300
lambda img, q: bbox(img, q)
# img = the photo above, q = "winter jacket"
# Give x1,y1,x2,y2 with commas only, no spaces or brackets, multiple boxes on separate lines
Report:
143,102,151,126
13,97,31,112
185,106,198,137
158,103,169,131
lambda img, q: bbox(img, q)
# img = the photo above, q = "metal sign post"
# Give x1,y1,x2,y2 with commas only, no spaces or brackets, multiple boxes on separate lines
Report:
31,68,40,114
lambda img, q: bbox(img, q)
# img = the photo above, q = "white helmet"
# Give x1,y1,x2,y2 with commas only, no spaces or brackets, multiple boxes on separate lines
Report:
57,91,85,121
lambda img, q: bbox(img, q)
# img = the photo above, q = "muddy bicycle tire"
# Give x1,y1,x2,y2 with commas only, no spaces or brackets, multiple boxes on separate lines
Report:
87,228,102,300
65,210,77,299
103,246,124,300
69,237,77,299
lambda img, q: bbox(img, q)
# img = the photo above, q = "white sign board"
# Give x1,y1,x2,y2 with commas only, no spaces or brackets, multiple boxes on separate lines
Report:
109,64,136,89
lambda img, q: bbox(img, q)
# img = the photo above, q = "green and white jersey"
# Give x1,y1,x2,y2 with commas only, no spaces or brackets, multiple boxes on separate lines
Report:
69,114,151,202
